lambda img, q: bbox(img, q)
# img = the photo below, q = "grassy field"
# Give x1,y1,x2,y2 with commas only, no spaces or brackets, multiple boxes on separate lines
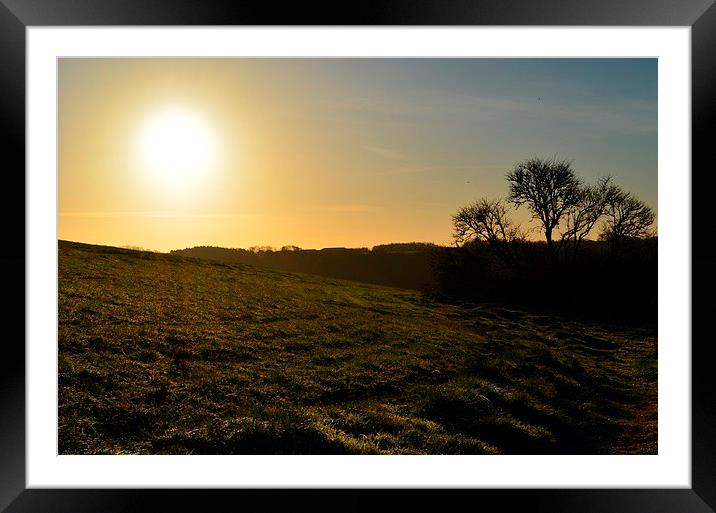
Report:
58,240,657,454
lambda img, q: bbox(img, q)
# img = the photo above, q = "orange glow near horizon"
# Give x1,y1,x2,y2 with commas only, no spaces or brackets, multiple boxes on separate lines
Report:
58,59,657,252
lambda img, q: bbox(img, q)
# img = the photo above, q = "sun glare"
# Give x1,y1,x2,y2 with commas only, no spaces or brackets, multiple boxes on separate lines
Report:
137,107,216,187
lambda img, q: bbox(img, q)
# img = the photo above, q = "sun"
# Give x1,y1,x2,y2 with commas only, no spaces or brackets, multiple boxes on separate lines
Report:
137,106,216,187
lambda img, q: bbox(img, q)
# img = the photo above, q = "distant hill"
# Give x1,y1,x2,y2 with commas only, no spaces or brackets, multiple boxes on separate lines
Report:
170,242,440,290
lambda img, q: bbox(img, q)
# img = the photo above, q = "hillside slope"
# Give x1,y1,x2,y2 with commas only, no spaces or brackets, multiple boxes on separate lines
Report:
170,244,435,290
58,240,657,454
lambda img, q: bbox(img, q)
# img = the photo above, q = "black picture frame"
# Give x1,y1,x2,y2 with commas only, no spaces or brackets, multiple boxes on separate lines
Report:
2,1,713,511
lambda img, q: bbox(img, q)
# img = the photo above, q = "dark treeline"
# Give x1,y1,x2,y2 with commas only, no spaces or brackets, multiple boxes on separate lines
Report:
170,242,438,290
171,238,656,322
430,237,657,322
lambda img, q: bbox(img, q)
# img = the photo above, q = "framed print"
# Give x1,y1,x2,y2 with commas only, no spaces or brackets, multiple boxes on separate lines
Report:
2,0,714,511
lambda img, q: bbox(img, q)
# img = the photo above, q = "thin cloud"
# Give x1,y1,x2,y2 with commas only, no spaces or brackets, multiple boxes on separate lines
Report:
58,211,249,219
389,164,433,175
364,144,404,160
299,204,384,213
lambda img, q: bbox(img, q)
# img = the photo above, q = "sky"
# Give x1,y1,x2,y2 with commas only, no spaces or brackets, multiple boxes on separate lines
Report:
58,58,657,252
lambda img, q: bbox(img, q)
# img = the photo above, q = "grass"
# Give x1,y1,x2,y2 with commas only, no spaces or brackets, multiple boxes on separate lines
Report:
58,240,657,454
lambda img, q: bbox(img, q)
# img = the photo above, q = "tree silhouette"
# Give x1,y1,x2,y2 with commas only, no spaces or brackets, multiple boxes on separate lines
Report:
559,176,617,260
452,198,523,263
600,188,655,254
506,157,581,258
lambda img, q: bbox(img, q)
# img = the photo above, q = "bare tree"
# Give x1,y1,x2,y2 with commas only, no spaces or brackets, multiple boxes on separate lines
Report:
452,198,523,262
506,157,581,258
601,189,655,250
248,245,275,253
559,176,617,259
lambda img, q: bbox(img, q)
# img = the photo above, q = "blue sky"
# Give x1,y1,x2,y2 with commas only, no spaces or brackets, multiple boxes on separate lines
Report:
299,58,657,209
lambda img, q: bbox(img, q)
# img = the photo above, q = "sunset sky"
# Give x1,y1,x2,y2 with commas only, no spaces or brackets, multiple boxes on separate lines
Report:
58,58,657,252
